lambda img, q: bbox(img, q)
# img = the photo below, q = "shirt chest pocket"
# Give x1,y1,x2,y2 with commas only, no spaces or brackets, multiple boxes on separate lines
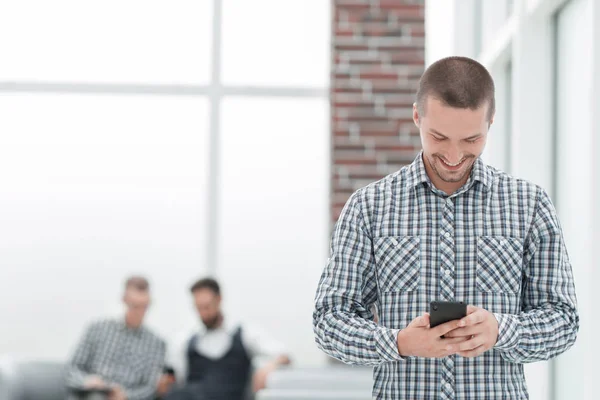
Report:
374,236,421,293
476,236,524,294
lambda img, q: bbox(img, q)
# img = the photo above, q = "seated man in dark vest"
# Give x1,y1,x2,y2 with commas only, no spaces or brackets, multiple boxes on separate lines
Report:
164,278,290,400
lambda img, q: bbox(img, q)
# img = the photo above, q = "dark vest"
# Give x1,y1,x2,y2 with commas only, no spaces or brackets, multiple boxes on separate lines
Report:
186,326,252,400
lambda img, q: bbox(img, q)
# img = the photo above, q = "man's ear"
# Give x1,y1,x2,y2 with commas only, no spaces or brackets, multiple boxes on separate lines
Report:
413,103,420,128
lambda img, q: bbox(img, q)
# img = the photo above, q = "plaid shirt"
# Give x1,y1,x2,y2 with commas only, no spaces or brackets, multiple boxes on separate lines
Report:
313,152,578,399
65,319,166,400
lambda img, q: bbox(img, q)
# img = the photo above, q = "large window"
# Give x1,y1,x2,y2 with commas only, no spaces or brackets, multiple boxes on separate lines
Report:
0,0,330,364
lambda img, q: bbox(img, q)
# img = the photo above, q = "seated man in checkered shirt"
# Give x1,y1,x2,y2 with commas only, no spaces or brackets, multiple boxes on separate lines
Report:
65,276,166,400
313,56,579,399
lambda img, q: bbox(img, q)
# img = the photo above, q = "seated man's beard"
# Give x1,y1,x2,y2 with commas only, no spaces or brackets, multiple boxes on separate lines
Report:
202,313,222,330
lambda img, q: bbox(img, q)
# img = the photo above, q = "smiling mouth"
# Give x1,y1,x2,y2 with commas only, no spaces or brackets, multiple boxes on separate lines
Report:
439,157,466,169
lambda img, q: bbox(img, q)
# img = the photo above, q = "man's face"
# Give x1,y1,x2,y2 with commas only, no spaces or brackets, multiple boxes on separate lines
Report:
414,97,492,189
193,288,221,329
123,289,150,328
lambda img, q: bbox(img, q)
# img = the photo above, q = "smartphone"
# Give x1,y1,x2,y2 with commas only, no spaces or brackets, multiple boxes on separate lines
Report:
429,301,467,328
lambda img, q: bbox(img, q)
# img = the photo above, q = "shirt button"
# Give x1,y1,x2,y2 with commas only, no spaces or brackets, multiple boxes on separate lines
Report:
445,269,452,276
444,232,450,238
445,382,452,390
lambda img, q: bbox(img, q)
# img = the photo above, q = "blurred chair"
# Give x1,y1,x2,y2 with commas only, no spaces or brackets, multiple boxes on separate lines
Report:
265,366,372,391
0,360,67,400
256,389,371,400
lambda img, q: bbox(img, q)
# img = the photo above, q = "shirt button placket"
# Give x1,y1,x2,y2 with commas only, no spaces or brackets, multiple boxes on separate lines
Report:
439,197,456,398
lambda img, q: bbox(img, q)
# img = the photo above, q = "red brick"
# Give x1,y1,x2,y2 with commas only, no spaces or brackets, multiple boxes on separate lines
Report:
373,143,418,152
379,78,420,92
350,121,397,136
378,150,420,163
335,0,370,9
410,26,426,37
359,70,399,80
333,72,352,80
335,27,356,37
389,51,425,65
379,2,424,13
334,151,378,165
333,97,376,108
343,58,384,67
332,87,363,94
384,5,425,21
379,94,416,107
342,165,390,180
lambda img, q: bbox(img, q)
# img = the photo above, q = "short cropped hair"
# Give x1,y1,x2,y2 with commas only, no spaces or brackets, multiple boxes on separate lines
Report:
190,277,220,296
416,56,495,120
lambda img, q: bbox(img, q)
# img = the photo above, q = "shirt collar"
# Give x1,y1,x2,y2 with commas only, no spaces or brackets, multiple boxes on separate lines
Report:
405,151,492,193
120,317,143,336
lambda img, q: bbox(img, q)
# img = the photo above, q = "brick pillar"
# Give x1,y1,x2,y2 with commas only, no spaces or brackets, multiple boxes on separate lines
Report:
331,0,426,223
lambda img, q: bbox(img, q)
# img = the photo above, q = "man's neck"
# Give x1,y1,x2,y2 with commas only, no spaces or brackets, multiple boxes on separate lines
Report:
124,315,141,330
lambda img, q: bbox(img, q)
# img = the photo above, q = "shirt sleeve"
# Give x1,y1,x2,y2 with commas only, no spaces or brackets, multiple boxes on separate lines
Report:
65,323,98,388
312,190,405,366
240,324,288,362
493,187,579,363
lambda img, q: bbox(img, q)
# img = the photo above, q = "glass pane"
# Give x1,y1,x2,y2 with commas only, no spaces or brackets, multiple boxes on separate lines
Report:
0,93,209,359
0,1,212,84
222,0,330,87
481,62,511,172
218,97,329,365
481,1,510,50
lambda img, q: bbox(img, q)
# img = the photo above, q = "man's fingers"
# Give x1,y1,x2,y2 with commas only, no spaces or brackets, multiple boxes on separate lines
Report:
456,335,484,352
443,326,481,338
466,305,479,314
457,345,486,358
460,309,485,327
432,319,463,337
440,336,471,345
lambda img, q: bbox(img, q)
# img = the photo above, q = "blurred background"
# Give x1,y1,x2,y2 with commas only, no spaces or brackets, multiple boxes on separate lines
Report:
0,0,597,399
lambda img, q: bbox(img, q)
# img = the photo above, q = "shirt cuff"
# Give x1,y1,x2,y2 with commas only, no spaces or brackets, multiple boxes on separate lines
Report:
373,327,407,362
493,313,520,351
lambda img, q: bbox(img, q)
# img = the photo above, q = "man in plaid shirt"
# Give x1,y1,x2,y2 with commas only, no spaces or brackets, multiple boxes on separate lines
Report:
65,276,166,400
313,56,578,399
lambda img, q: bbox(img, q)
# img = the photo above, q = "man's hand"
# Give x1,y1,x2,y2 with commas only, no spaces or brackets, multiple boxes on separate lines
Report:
397,313,471,358
252,366,271,393
443,305,499,358
252,355,291,393
157,374,176,396
83,375,107,389
109,385,127,400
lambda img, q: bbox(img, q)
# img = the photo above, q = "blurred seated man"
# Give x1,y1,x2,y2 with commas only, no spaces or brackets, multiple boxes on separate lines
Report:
165,278,290,400
65,276,166,400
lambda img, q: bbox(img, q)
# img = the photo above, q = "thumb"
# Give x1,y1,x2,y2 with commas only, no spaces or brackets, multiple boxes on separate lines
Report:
410,313,430,327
